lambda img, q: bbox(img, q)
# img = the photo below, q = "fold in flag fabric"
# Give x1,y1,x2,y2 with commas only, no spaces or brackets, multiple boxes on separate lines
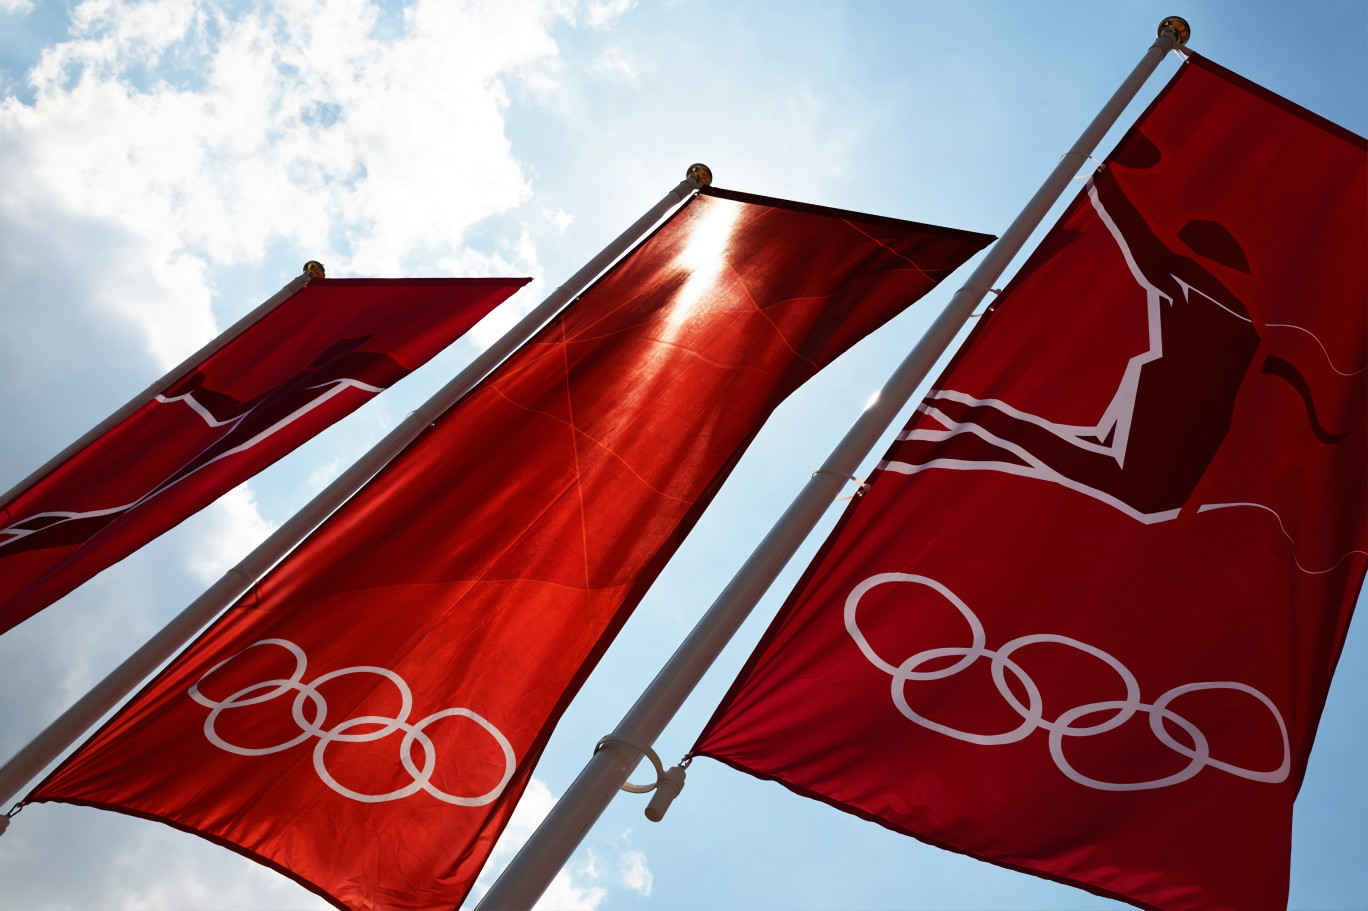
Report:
693,55,1367,911
25,188,992,910
0,278,525,636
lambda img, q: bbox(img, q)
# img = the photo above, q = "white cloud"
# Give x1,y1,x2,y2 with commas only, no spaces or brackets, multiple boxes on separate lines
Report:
304,457,344,495
1,0,574,369
472,809,653,907
545,206,575,232
547,852,609,911
0,0,33,14
619,846,653,895
471,777,609,910
589,47,634,77
584,0,636,28
184,483,278,583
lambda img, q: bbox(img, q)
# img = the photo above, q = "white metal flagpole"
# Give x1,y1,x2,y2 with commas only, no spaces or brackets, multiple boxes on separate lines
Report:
475,19,1191,910
0,265,320,511
0,168,710,811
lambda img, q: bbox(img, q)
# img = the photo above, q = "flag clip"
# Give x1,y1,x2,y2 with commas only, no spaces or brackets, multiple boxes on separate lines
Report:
595,736,688,822
1068,155,1106,179
0,802,20,839
812,469,870,501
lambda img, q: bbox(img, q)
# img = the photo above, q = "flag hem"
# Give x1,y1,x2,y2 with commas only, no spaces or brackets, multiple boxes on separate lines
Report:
1189,53,1367,149
700,185,997,243
307,277,533,288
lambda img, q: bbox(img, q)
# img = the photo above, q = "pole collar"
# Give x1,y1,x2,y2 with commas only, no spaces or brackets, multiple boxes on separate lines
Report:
812,468,870,500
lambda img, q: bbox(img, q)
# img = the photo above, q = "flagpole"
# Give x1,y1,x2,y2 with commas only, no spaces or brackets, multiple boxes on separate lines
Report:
0,266,321,511
0,170,709,809
475,19,1191,910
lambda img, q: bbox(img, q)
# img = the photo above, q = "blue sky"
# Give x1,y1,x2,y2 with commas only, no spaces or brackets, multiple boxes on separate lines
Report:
0,1,1363,909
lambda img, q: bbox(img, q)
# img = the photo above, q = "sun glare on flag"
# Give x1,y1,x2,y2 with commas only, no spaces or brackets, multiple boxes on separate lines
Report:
666,200,741,338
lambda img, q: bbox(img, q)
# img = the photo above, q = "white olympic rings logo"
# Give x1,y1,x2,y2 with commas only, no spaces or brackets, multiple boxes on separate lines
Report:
188,638,517,806
845,573,1290,791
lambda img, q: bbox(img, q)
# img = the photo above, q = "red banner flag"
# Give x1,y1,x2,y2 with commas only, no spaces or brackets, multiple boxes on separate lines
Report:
0,278,525,635
694,56,1367,911
24,188,991,910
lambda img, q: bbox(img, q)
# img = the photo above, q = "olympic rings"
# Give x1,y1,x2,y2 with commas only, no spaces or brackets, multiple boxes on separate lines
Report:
188,639,517,806
844,573,1290,791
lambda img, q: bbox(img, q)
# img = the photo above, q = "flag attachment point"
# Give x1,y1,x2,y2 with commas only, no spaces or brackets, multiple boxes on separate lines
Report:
595,737,688,822
687,162,713,185
302,260,325,279
812,469,870,500
0,802,19,839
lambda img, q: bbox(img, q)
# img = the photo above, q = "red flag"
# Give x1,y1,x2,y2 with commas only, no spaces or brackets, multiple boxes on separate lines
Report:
25,188,991,910
0,278,525,635
694,56,1367,911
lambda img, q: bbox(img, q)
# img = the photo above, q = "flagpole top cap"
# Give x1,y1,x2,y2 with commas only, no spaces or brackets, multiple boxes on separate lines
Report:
303,260,326,279
1158,16,1190,46
686,163,713,186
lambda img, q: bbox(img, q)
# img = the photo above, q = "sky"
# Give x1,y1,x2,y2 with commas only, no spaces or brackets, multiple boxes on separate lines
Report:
0,1,1363,909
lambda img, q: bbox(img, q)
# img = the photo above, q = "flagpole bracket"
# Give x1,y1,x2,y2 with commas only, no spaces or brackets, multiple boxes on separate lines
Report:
595,736,688,822
812,468,870,500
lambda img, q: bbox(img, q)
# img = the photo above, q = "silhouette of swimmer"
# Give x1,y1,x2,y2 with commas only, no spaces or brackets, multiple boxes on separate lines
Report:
0,336,408,555
892,162,1345,519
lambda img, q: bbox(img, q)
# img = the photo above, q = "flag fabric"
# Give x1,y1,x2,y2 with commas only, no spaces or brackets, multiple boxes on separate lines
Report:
25,188,992,910
693,55,1367,911
0,278,525,636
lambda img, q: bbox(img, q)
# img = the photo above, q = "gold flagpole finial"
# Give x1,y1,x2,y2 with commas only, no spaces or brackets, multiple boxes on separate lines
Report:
303,260,326,279
1158,17,1191,46
686,163,713,186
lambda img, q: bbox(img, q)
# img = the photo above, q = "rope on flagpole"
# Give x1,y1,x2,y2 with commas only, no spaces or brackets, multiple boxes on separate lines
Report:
476,18,1190,911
